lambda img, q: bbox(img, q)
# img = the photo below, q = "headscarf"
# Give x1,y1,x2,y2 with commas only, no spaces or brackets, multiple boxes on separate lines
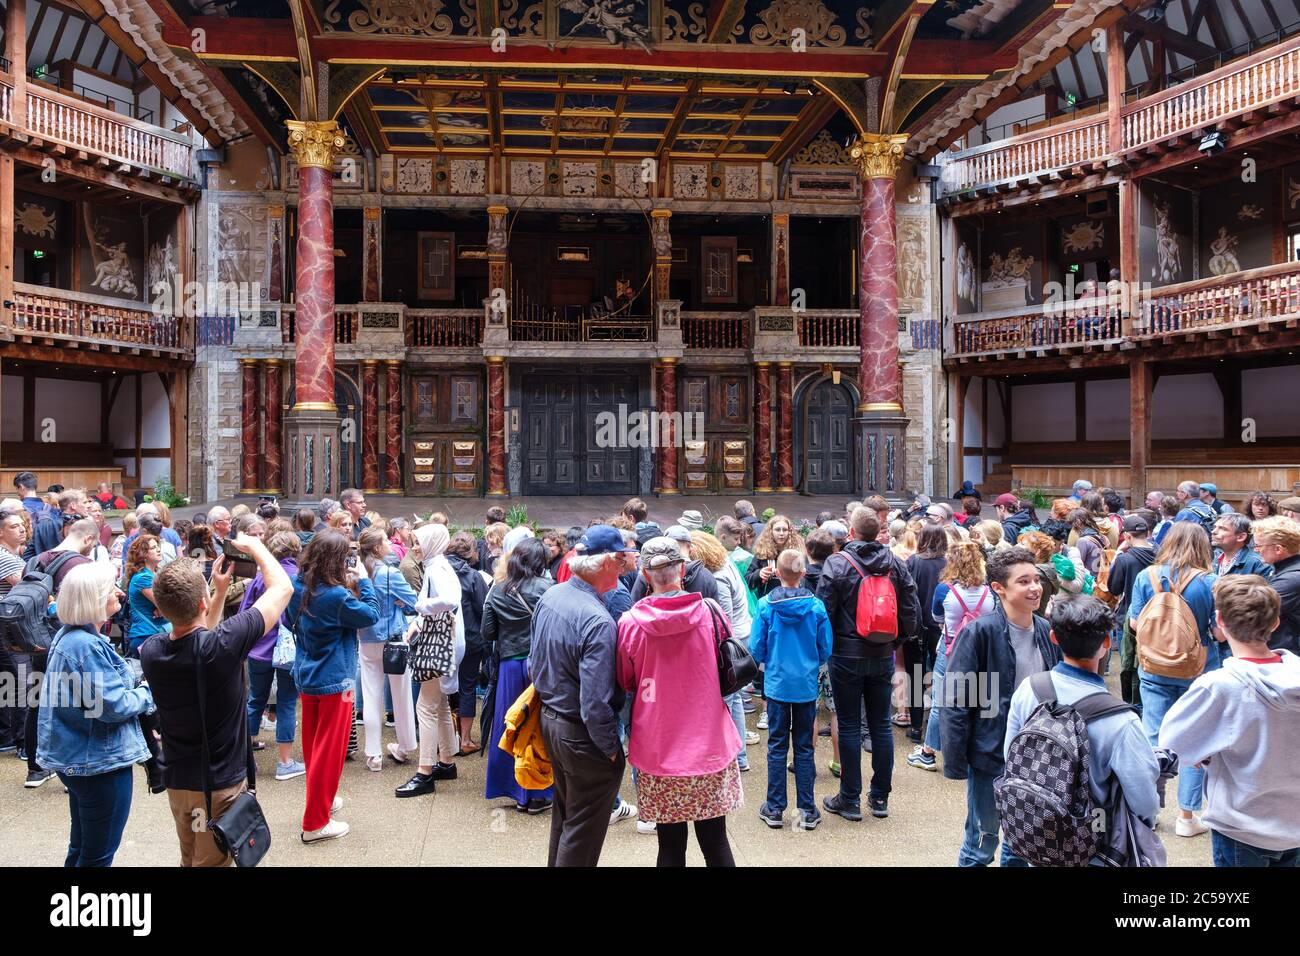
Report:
414,522,463,641
415,522,449,565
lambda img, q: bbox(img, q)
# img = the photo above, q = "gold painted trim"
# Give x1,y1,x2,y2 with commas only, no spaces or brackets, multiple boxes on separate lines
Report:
362,488,381,494
384,359,403,366
292,401,339,412
777,486,796,493
660,357,679,365
486,490,509,496
263,358,283,365
658,489,681,495
286,119,347,170
261,488,284,496
486,204,509,215
324,58,879,80
331,67,388,121
755,360,772,367
777,361,793,367
650,209,673,219
754,486,775,493
360,359,381,366
486,355,506,364
238,488,261,495
860,402,904,412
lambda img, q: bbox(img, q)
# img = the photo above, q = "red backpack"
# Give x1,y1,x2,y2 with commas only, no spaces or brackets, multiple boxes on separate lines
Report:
840,552,899,644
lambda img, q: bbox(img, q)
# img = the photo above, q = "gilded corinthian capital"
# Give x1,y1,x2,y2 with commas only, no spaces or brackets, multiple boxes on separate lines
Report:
285,120,346,170
848,133,910,181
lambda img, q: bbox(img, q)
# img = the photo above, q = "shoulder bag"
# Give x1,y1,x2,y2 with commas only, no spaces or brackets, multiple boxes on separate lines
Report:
382,568,411,676
408,572,457,682
705,597,757,697
194,631,271,867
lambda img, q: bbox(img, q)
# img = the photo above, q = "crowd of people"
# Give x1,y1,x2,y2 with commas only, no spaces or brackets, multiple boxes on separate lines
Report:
2,470,1298,869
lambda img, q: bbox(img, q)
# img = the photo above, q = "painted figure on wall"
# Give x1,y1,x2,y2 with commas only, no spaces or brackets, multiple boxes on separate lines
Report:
1208,227,1241,277
1153,199,1181,282
956,242,975,304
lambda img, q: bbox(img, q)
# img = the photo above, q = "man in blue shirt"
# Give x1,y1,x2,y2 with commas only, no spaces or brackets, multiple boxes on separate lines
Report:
529,525,635,867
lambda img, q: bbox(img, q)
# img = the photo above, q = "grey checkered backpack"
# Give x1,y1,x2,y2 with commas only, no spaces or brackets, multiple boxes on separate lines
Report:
994,671,1135,867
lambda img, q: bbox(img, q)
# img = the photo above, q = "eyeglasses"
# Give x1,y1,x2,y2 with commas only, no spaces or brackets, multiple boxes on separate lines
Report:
925,512,944,521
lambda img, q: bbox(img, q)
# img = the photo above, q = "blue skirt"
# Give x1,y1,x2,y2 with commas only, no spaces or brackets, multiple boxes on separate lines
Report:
485,657,553,805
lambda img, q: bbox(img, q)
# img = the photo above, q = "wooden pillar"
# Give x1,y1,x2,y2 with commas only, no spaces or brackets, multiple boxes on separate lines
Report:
651,209,672,305
0,154,12,329
167,369,190,497
6,0,26,129
1118,178,1139,334
0,0,19,337
1106,21,1125,155
1075,379,1087,443
980,376,988,483
952,374,969,493
1130,356,1152,504
134,373,144,491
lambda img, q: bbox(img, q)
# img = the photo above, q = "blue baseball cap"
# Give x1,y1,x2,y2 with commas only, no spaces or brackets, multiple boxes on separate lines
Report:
575,525,637,556
1201,482,1218,496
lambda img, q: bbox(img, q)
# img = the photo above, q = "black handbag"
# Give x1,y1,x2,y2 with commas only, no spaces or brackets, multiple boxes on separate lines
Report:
195,636,271,867
707,599,757,697
380,570,410,676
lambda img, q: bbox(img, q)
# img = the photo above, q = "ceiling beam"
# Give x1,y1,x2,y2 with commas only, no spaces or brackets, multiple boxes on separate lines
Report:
873,0,922,49
705,0,747,44
1120,12,1218,60
287,0,317,119
880,12,921,133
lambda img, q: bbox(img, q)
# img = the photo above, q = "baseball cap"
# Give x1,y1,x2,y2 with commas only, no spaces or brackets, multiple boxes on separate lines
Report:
1279,497,1300,513
640,537,685,569
575,524,637,556
994,493,1018,507
1122,513,1150,534
912,494,931,508
664,524,694,543
1201,482,1218,496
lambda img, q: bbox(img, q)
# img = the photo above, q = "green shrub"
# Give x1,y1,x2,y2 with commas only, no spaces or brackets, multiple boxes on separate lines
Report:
143,476,189,509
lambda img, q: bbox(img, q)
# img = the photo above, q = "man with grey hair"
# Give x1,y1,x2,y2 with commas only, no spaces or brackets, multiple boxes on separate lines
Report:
1070,479,1093,502
339,488,370,539
314,498,340,533
529,525,636,867
206,505,232,547
1173,480,1216,536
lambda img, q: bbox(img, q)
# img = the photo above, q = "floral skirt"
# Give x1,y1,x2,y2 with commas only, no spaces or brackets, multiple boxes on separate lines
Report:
635,761,743,824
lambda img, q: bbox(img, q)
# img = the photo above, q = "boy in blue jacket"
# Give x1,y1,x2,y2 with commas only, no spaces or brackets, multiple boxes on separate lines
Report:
751,549,832,830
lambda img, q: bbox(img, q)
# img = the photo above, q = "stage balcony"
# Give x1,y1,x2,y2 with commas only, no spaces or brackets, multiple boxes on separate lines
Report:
946,261,1300,367
6,282,191,358
937,30,1300,202
0,66,195,186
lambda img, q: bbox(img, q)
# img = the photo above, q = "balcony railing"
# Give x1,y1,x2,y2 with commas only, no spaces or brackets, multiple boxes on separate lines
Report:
407,309,482,348
11,283,185,350
682,311,751,349
950,298,1123,358
281,306,358,345
0,77,10,125
1136,261,1300,336
798,310,859,348
939,33,1300,198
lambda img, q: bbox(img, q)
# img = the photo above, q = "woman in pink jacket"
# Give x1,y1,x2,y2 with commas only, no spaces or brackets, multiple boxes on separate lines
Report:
617,537,742,867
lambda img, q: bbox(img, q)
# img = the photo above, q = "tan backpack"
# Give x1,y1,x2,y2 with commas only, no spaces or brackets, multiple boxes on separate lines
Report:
1134,566,1206,680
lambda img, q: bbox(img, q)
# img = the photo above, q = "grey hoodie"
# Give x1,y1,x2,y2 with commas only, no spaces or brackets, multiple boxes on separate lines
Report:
1158,651,1300,851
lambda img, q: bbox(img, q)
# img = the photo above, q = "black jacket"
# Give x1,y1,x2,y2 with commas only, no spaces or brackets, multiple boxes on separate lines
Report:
634,523,664,548
628,559,717,603
447,555,489,652
1268,553,1300,655
814,539,920,659
906,553,947,645
940,608,1061,780
1106,544,1157,619
481,577,553,661
1001,506,1037,546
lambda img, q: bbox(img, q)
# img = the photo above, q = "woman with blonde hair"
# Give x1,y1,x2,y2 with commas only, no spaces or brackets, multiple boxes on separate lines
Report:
890,522,919,561
976,519,1007,551
745,514,805,600
1127,521,1218,837
327,509,354,538
110,512,138,576
482,521,509,576
907,541,994,772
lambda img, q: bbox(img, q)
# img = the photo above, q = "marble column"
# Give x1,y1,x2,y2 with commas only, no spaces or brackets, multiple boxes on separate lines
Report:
361,360,380,493
267,203,285,302
754,362,773,492
239,359,261,494
771,213,790,306
487,205,509,297
776,361,794,492
657,358,679,495
362,205,381,302
651,209,672,304
283,119,346,503
263,360,283,495
486,356,507,496
850,133,911,497
384,360,402,492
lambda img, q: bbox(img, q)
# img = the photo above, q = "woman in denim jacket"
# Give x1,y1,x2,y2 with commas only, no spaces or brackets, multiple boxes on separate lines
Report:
37,562,155,867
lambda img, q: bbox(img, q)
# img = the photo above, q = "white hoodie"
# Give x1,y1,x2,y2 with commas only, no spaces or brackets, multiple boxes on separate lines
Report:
1158,651,1300,851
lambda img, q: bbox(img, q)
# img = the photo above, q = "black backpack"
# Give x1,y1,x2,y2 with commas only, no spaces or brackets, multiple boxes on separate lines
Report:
994,671,1135,867
0,552,80,653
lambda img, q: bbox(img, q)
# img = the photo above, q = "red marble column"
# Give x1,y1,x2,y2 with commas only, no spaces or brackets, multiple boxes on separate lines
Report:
361,360,380,493
776,361,794,492
754,362,773,492
384,360,402,491
771,213,790,306
267,204,284,302
658,359,679,495
486,357,507,496
263,360,283,494
293,162,337,410
363,205,381,302
239,359,261,494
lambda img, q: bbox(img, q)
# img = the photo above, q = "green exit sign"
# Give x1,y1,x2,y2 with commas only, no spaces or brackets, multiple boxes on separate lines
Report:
32,250,45,259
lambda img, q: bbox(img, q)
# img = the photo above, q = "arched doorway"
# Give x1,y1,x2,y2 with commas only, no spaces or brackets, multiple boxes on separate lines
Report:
797,378,856,496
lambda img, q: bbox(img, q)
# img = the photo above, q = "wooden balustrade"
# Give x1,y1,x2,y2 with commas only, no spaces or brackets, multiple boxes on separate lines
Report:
281,307,359,345
940,115,1108,195
798,310,859,347
1123,34,1300,150
1136,261,1300,336
0,78,10,125
950,298,1122,357
11,283,184,349
682,312,750,349
407,309,482,347
23,85,193,180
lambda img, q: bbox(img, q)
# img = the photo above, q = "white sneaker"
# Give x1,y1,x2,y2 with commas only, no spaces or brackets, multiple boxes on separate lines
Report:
745,731,760,746
636,820,657,834
386,742,413,764
756,712,769,731
331,795,344,814
609,801,637,826
302,819,350,843
261,715,276,733
1175,815,1209,838
366,755,383,772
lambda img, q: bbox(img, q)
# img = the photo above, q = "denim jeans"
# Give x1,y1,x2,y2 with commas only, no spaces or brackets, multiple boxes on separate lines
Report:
765,699,816,814
247,658,299,744
829,654,895,805
923,640,948,752
724,691,747,768
1139,656,1221,812
959,769,1027,868
1211,830,1300,868
58,766,134,867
